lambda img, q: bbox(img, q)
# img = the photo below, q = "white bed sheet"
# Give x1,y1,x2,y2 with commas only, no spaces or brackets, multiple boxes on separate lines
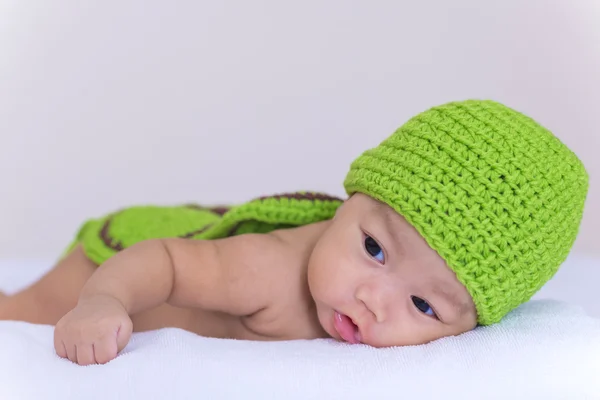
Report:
0,256,598,400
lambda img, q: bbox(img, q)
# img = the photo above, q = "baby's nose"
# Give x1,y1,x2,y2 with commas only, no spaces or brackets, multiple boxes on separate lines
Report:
355,284,385,323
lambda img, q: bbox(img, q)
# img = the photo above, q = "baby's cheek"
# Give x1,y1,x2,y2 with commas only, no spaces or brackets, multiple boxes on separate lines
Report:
312,256,342,289
365,321,425,348
358,320,391,347
308,264,338,304
361,327,395,348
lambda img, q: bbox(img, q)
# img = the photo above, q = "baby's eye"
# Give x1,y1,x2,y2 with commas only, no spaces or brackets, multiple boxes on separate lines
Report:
411,296,437,318
364,235,385,263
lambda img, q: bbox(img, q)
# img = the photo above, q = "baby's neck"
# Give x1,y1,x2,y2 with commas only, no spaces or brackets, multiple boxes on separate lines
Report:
270,220,333,338
271,219,332,249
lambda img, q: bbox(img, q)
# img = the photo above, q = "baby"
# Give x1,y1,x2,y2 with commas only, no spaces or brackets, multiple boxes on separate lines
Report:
0,100,588,366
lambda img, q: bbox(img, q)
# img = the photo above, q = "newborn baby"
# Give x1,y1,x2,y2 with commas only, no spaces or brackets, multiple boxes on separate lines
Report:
0,100,588,366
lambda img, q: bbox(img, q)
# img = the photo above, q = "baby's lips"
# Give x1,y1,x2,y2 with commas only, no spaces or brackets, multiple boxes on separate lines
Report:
334,311,361,344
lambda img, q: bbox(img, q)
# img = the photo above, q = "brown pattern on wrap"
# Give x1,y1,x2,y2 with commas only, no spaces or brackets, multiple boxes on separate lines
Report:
184,204,230,215
257,192,343,202
180,224,215,239
100,217,124,251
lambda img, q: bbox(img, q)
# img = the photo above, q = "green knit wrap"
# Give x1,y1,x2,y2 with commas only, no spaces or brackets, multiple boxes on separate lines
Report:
64,193,343,266
343,99,589,325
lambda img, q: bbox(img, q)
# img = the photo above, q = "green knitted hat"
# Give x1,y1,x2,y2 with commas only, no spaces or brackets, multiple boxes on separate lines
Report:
343,99,589,325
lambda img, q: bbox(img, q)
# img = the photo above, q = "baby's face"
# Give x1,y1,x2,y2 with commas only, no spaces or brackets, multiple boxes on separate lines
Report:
307,193,477,347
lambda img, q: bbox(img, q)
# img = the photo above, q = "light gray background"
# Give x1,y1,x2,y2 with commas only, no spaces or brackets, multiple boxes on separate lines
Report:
1,1,598,267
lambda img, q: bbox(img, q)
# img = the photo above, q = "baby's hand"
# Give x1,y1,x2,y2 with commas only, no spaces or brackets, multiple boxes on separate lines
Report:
53,294,133,366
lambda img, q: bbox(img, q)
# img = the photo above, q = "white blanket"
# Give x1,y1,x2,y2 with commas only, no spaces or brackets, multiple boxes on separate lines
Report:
0,260,599,399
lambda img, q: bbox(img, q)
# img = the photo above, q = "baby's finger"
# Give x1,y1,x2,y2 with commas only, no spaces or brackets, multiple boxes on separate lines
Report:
94,335,118,365
65,343,78,364
116,320,133,353
60,342,68,361
76,344,96,366
53,334,67,358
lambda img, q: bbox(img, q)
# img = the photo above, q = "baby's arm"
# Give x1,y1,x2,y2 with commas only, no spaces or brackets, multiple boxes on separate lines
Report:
53,234,288,365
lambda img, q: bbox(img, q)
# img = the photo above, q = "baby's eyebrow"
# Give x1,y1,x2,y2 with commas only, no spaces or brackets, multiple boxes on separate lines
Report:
372,202,405,251
432,284,472,318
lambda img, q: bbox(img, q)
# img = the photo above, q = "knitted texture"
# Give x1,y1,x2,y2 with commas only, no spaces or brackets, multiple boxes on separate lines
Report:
343,99,589,325
65,192,343,266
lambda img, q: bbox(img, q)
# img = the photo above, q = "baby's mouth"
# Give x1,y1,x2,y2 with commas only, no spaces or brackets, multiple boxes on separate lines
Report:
333,311,362,344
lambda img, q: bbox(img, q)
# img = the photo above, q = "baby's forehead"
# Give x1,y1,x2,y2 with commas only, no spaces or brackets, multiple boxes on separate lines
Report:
354,194,396,217
365,197,412,230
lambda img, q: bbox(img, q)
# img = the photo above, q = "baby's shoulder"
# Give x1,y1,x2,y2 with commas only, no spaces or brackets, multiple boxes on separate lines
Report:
236,221,330,339
267,220,331,273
